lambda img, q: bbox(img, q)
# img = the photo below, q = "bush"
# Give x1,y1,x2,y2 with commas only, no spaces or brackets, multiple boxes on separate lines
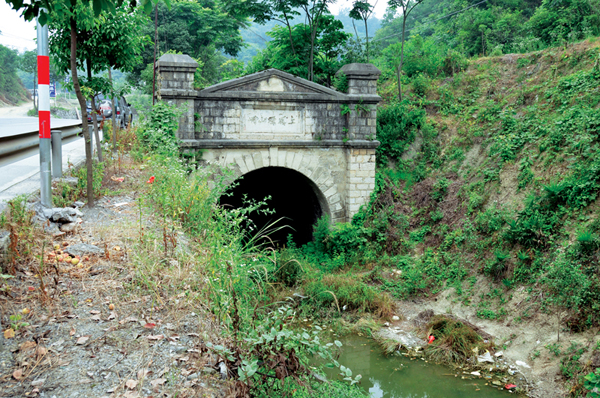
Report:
136,101,180,156
412,74,430,97
304,274,393,317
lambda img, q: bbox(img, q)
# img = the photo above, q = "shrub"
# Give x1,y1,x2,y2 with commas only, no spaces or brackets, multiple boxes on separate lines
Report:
304,274,393,318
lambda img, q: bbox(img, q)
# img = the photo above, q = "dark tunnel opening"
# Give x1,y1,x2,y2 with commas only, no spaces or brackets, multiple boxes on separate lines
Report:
219,166,328,247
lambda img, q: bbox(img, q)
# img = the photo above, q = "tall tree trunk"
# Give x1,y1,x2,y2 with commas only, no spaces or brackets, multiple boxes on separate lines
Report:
86,58,103,162
352,19,362,55
70,18,94,207
282,12,297,58
397,16,407,102
365,19,369,62
108,67,117,153
309,29,316,81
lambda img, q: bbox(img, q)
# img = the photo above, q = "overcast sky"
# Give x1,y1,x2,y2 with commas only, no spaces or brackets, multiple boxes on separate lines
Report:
0,0,388,53
0,2,36,52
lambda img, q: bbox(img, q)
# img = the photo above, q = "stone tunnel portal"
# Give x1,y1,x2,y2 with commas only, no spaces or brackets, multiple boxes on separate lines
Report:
220,167,330,246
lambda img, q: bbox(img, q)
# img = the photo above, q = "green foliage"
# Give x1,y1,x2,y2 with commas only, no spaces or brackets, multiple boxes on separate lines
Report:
247,13,351,87
304,273,392,316
411,73,430,97
375,103,426,166
128,0,249,87
425,315,487,363
432,177,449,201
135,101,180,156
0,44,28,105
584,368,600,398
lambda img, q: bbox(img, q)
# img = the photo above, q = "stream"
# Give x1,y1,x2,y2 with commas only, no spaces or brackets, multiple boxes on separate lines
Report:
320,335,516,398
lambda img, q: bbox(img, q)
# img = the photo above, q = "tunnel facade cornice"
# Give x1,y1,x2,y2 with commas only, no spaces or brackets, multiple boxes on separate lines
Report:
157,54,381,223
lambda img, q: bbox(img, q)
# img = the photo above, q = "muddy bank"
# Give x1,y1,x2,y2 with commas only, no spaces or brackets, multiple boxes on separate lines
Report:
374,286,598,398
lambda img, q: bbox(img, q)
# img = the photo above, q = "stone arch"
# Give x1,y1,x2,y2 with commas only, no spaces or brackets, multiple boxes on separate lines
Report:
210,148,342,221
219,165,331,245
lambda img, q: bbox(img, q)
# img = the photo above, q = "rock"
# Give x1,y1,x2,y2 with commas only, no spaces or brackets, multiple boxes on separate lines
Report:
36,205,84,224
0,231,9,258
201,367,217,375
65,243,103,256
31,378,46,386
73,201,85,208
60,222,78,233
187,372,200,380
392,315,400,321
477,351,495,363
44,223,64,237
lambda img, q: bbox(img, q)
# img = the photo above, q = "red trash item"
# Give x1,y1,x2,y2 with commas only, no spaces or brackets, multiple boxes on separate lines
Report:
428,335,435,344
146,176,155,184
505,384,517,390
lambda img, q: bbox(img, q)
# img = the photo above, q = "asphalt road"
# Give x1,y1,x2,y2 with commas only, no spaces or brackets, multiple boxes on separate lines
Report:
0,117,82,138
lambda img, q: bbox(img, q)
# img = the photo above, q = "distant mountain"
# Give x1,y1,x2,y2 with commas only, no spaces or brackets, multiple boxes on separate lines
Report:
236,9,381,63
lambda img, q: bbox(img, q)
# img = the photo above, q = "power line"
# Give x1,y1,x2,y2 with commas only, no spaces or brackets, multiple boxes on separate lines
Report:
0,31,35,43
372,0,490,42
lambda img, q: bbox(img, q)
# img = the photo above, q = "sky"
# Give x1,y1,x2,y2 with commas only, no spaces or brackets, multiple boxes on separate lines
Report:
330,0,388,19
0,0,388,53
0,2,36,52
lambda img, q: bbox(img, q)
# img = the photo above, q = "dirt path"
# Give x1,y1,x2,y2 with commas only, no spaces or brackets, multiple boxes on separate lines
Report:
0,170,232,398
0,103,34,118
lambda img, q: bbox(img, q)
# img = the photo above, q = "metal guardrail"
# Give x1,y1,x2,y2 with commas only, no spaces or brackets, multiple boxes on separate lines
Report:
0,124,82,159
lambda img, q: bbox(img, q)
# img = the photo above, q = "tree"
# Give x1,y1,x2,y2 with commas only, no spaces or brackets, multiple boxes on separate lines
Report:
19,50,37,111
247,14,350,86
252,0,303,65
6,0,157,207
128,0,248,88
298,0,336,82
49,4,147,165
388,0,424,101
349,0,375,61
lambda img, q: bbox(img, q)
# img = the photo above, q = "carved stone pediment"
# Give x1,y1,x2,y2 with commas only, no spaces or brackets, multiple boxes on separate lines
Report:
198,69,345,100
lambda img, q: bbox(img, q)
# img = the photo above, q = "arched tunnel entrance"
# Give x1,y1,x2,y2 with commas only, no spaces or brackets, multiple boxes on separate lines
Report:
220,167,329,246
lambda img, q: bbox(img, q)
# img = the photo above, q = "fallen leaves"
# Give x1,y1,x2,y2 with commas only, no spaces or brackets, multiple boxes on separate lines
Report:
150,378,166,388
137,368,151,380
76,335,90,345
12,369,23,380
125,379,138,389
4,328,15,339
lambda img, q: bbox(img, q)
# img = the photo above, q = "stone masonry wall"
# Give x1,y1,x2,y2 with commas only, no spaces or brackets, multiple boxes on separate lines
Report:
158,56,382,223
195,100,377,142
346,147,377,217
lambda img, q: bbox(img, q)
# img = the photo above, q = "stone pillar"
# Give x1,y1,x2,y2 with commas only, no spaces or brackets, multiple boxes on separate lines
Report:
338,63,381,96
346,145,377,221
336,63,381,141
156,54,198,140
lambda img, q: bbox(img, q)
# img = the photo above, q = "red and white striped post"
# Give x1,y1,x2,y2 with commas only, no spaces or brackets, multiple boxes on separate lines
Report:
37,13,52,207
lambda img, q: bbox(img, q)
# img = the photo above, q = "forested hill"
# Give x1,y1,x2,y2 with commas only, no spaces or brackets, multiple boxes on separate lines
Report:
0,43,28,106
237,9,381,63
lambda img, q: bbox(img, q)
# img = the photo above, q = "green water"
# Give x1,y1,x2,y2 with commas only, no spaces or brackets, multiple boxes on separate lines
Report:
322,335,514,398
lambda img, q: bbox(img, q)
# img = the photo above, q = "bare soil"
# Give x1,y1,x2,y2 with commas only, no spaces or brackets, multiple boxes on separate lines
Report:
0,191,233,398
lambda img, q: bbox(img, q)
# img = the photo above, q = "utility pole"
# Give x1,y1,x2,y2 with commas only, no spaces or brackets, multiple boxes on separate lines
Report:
151,4,158,105
37,13,52,208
